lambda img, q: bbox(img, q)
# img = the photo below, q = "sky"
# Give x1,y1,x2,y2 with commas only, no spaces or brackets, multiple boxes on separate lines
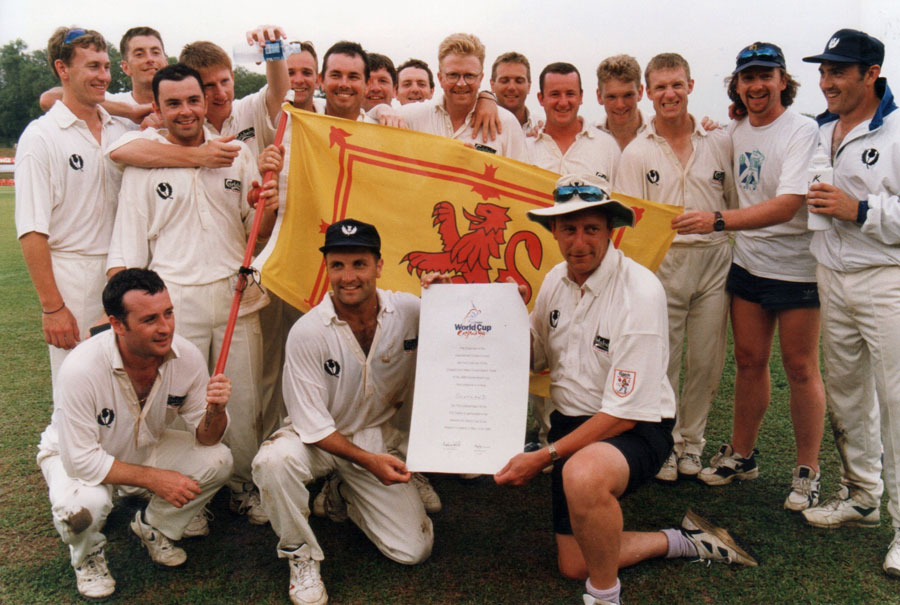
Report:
2,0,899,124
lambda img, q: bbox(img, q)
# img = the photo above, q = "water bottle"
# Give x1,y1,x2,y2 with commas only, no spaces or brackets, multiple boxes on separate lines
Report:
807,149,833,231
232,40,295,64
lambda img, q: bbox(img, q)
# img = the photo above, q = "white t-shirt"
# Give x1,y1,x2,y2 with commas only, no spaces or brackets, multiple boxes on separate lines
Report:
37,331,220,485
104,90,144,143
616,116,737,246
15,101,122,255
729,110,819,281
283,289,419,447
527,120,619,185
207,85,277,158
531,248,676,421
395,99,528,162
107,126,259,285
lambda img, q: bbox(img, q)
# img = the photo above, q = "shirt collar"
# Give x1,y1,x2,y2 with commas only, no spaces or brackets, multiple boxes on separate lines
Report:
106,328,179,374
534,117,593,142
645,113,706,140
50,100,113,129
561,247,622,296
320,289,394,326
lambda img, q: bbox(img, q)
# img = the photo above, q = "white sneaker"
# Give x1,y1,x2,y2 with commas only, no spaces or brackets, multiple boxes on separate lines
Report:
784,465,821,511
802,491,880,529
411,473,442,513
183,506,213,538
655,451,678,482
678,453,702,477
312,477,348,522
582,596,616,605
698,444,759,486
230,488,269,525
680,508,757,566
884,530,900,577
74,546,115,599
130,511,186,567
288,544,328,605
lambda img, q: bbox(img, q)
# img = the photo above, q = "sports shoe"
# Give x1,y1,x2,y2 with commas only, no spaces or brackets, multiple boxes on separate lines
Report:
183,506,213,538
312,476,348,522
884,530,900,577
582,596,616,605
411,473,442,513
802,491,880,529
698,444,759,486
74,546,115,599
655,451,678,482
288,544,328,605
130,510,186,567
680,508,757,566
230,488,269,525
678,453,702,477
784,465,821,511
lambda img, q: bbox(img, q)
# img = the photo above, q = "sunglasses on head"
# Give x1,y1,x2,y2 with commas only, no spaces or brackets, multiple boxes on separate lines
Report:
63,28,87,45
553,185,610,203
736,45,783,67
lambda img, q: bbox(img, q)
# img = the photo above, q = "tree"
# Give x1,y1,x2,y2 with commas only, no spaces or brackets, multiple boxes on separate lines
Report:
234,66,267,100
0,40,57,145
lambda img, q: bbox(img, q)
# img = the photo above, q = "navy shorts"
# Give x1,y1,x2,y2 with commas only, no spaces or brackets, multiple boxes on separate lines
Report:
549,411,675,535
726,263,819,310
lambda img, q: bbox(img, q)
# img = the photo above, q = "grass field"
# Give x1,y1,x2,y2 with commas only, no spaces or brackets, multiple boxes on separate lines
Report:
0,185,897,604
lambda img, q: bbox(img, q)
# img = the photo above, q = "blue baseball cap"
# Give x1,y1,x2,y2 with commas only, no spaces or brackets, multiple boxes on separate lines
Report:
803,29,884,67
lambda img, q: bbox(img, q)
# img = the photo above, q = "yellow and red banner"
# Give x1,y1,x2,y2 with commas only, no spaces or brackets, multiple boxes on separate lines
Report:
261,106,681,313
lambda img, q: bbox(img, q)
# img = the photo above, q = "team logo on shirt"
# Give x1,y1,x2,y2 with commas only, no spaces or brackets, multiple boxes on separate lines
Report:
593,335,610,352
549,309,560,329
68,154,84,171
862,148,880,168
613,369,636,397
236,127,255,142
166,394,186,408
224,178,242,192
595,171,609,182
738,149,766,191
646,169,660,185
156,182,173,199
97,408,115,427
324,359,341,377
712,170,725,185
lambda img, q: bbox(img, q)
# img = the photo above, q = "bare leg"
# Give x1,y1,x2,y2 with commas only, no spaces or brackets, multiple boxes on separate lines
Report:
777,307,825,470
730,296,777,456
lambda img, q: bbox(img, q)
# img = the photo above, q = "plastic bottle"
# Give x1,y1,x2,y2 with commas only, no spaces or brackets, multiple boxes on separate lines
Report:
807,149,834,231
232,40,297,64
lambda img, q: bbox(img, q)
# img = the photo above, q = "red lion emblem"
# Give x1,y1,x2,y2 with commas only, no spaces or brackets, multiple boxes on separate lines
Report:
401,201,543,302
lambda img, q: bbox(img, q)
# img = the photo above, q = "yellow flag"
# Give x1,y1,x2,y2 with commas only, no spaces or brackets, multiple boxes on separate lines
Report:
261,106,681,314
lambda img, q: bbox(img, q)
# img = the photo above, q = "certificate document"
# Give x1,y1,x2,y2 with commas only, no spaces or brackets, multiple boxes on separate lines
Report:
407,282,529,474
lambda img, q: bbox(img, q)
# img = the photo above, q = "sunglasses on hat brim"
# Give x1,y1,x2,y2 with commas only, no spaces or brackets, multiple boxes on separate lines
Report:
553,185,610,203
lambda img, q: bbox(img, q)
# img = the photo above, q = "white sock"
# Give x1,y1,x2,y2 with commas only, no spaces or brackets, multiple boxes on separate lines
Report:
662,527,698,559
586,577,621,604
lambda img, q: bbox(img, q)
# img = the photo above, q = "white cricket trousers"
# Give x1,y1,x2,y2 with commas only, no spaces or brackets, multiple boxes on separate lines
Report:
252,426,433,563
48,252,107,389
818,264,900,527
165,278,263,492
657,243,731,456
40,429,232,567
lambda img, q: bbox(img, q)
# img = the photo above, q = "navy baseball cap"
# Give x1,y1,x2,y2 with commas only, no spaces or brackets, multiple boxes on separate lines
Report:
803,29,884,66
733,42,786,75
319,218,381,253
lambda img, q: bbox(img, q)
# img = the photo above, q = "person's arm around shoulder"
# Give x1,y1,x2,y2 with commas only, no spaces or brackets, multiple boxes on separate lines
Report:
109,132,241,169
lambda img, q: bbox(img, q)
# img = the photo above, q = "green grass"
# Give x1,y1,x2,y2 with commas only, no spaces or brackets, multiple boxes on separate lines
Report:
0,185,897,603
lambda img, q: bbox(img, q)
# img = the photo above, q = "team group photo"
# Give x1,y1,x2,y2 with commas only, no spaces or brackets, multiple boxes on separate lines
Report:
1,0,899,603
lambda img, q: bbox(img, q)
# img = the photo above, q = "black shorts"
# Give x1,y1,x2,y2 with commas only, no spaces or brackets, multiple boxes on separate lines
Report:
549,411,674,535
726,263,819,310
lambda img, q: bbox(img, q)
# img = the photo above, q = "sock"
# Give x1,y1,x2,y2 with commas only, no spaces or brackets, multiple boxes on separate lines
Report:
662,527,698,559
585,577,621,604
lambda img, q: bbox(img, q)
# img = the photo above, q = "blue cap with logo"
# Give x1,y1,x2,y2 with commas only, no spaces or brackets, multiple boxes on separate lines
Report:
803,29,884,67
319,218,381,253
733,42,786,75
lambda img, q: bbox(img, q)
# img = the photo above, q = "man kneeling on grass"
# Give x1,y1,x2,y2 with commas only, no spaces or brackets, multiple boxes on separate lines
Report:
495,174,756,605
36,269,233,599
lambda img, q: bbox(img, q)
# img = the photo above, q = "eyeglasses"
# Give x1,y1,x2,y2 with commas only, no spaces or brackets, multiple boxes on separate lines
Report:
442,72,481,84
735,44,784,68
63,28,88,45
553,185,610,203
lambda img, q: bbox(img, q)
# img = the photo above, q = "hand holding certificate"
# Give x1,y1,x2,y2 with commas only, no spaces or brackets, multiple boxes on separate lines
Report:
407,282,530,474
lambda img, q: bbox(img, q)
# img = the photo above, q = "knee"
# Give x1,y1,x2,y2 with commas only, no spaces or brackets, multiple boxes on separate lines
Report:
781,355,819,385
562,454,616,508
557,553,588,580
197,443,233,487
53,485,111,537
733,345,768,371
387,517,433,565
252,435,311,488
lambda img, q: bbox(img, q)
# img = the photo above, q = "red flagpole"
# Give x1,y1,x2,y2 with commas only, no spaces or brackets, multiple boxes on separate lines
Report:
213,109,289,377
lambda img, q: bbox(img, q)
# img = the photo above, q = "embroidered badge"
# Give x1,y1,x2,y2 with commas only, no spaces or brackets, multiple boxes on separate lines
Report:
613,369,636,397
403,338,418,352
68,154,84,171
549,310,560,329
862,148,879,168
324,359,341,377
236,127,255,142
593,335,610,352
712,170,725,185
224,178,242,192
166,394,186,408
646,169,660,185
97,408,115,427
156,182,173,199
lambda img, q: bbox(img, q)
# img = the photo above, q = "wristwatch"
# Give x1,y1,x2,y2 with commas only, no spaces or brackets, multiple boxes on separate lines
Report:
547,442,560,462
713,211,725,232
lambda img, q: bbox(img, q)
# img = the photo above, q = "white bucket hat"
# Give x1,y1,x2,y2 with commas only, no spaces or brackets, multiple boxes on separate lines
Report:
527,173,635,231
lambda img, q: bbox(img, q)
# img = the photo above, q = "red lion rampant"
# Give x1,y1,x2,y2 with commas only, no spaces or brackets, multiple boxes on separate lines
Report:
401,201,543,302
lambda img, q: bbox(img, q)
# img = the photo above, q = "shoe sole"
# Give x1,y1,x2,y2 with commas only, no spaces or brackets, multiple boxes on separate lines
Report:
698,468,759,486
884,564,900,577
802,516,880,529
684,509,758,567
783,497,820,512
